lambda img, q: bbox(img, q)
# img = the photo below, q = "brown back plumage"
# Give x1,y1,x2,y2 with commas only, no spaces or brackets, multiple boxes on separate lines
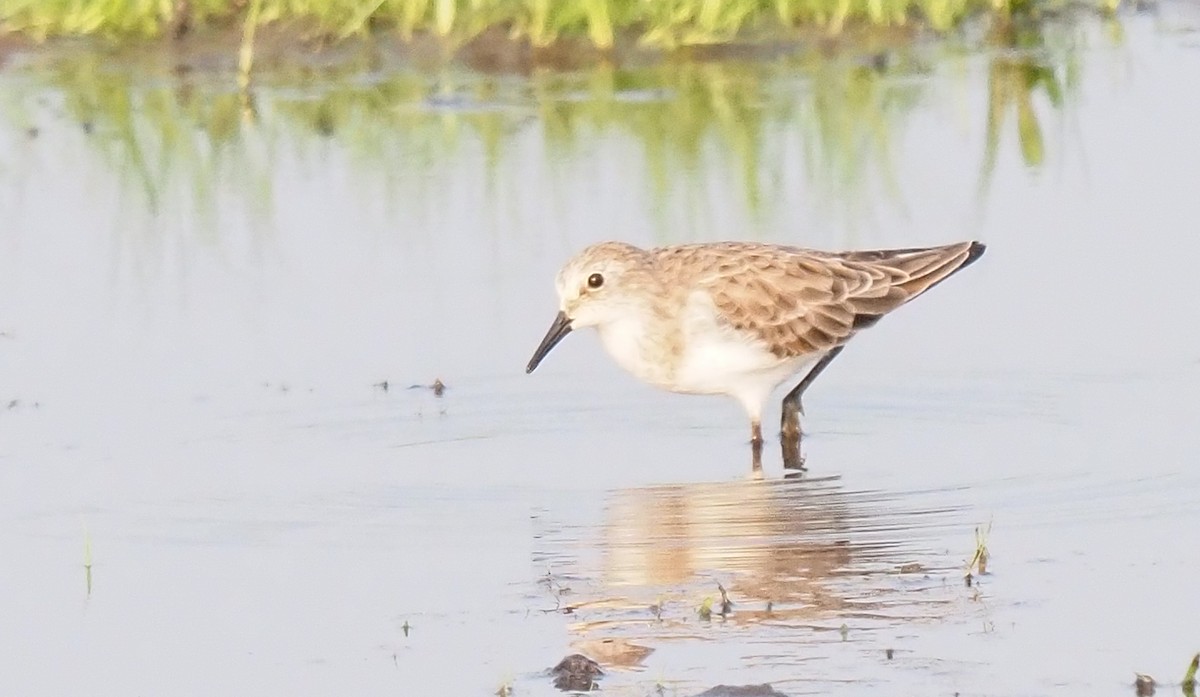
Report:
654,241,985,359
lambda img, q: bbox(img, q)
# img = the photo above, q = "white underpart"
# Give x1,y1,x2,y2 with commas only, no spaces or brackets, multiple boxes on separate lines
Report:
594,290,823,425
595,314,658,386
673,291,821,423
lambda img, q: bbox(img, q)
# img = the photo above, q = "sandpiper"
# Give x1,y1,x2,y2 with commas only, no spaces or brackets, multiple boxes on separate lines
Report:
526,240,985,467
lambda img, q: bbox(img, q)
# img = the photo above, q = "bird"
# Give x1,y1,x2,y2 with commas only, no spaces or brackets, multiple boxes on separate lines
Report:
525,240,985,467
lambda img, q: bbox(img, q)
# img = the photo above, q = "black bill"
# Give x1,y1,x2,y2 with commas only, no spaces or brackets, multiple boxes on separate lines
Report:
526,311,573,374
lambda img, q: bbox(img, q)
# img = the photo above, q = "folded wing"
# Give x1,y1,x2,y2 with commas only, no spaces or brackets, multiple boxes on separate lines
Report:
697,241,985,358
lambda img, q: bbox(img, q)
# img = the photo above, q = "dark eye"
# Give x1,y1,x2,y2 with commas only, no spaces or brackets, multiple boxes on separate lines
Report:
587,273,604,289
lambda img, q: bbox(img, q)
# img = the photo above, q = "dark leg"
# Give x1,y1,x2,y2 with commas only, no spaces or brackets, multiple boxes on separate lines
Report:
782,440,805,470
780,346,846,468
751,421,764,471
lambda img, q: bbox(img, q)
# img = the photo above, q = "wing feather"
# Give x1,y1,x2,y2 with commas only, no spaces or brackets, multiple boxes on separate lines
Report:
656,241,983,359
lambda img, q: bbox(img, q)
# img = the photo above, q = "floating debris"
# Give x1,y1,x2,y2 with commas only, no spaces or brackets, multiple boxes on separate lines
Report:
550,653,603,691
692,684,789,697
374,380,389,392
697,597,713,621
407,378,447,396
571,638,653,667
838,623,849,641
886,648,894,660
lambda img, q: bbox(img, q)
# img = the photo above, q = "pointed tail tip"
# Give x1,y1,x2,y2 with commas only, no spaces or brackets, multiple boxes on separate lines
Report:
963,240,987,268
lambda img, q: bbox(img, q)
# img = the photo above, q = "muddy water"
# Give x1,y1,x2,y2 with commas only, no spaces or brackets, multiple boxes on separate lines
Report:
2,6,1200,697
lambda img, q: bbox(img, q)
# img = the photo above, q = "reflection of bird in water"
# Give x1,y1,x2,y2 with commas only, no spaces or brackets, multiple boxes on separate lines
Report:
597,476,963,625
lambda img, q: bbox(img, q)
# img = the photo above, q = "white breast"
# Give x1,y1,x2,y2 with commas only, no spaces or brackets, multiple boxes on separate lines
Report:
591,292,821,421
595,315,669,387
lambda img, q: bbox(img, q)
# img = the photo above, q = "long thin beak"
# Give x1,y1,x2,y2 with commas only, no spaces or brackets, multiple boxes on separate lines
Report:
526,311,573,374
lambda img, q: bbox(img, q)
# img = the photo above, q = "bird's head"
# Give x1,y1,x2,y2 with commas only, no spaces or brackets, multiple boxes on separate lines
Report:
525,242,653,373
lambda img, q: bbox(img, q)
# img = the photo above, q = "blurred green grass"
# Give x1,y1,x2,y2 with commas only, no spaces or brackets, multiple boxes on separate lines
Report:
0,0,1119,46
0,8,1108,244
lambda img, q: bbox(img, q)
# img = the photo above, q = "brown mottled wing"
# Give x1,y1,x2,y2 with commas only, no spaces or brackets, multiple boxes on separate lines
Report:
672,241,984,359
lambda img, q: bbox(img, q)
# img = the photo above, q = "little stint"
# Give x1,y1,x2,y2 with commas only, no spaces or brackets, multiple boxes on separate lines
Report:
526,240,985,468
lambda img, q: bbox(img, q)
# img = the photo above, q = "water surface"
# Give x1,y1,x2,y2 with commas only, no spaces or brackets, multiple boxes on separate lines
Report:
1,7,1199,696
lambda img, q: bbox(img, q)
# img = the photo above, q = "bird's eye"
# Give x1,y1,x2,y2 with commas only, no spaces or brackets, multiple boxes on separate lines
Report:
587,273,604,289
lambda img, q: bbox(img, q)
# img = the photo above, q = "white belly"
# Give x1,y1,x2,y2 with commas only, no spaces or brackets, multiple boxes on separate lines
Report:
671,291,824,420
592,292,826,421
673,332,818,396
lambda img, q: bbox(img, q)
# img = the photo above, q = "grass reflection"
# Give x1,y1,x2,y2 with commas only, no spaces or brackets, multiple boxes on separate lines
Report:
979,12,1081,188
0,14,1109,237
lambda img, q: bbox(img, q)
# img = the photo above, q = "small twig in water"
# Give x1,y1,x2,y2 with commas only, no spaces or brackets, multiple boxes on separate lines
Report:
716,582,733,617
649,597,664,622
538,570,572,612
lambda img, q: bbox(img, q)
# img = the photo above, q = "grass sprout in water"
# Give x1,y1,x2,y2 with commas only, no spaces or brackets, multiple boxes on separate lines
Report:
81,517,93,598
1134,655,1199,697
966,520,992,578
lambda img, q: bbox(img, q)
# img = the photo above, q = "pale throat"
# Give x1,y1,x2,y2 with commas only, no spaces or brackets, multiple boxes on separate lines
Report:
594,308,676,387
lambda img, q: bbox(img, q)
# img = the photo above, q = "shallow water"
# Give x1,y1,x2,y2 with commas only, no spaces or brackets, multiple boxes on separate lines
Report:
2,6,1200,696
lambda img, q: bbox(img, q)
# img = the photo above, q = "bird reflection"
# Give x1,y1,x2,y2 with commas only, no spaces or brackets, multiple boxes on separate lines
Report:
591,473,962,626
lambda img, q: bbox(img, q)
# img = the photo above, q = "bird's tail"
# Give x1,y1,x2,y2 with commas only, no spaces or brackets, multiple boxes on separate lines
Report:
842,240,986,300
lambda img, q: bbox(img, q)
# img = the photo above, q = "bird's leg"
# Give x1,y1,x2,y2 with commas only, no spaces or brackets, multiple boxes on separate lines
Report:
780,346,845,469
751,420,764,471
781,442,805,470
780,346,846,436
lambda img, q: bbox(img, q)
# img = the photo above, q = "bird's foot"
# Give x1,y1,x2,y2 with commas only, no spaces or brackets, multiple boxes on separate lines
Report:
751,441,764,471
